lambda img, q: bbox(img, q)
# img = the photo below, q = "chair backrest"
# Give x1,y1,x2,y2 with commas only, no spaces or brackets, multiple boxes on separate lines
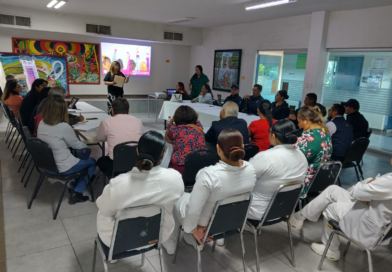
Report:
343,138,370,164
108,205,164,261
365,129,372,139
258,182,303,227
0,102,9,121
243,144,259,161
204,192,252,241
3,104,16,126
307,161,342,195
22,126,33,141
183,149,220,186
26,138,59,174
112,141,138,177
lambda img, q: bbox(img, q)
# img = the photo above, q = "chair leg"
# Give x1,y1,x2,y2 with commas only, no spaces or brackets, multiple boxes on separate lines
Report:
10,134,20,152
53,181,70,220
299,200,304,241
239,233,247,272
12,137,22,158
19,146,26,161
28,174,45,209
342,241,351,257
354,166,360,182
197,244,202,272
366,250,373,272
8,128,17,148
24,162,36,187
6,127,14,144
337,177,342,187
21,158,32,184
253,228,260,272
287,221,296,268
141,253,145,267
92,239,97,272
211,240,216,253
18,152,29,173
96,238,109,272
172,225,182,264
5,122,11,141
159,247,164,272
357,164,364,180
317,231,336,271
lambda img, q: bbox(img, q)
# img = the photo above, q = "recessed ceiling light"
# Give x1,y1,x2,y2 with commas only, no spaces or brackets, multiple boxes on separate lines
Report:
47,0,58,8
54,1,67,9
166,17,195,24
245,0,297,10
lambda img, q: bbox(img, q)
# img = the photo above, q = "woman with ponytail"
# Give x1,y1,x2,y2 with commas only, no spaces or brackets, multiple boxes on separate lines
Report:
248,100,277,152
294,106,333,198
248,120,308,220
163,129,256,254
96,131,184,248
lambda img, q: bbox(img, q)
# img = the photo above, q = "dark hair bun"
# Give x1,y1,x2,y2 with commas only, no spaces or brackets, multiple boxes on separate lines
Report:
228,147,245,162
284,129,303,144
136,159,154,171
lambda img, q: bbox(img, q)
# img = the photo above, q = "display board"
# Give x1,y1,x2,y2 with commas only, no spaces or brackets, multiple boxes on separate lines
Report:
101,42,151,76
12,38,100,84
213,49,242,92
0,52,69,96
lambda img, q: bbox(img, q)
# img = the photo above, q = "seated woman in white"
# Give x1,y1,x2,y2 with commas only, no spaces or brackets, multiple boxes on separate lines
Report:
248,120,308,220
163,128,256,254
191,84,213,105
96,131,184,248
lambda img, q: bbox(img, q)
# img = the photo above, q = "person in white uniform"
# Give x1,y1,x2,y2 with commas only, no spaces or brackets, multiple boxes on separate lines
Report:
248,120,308,220
163,128,256,254
290,167,392,261
96,131,184,248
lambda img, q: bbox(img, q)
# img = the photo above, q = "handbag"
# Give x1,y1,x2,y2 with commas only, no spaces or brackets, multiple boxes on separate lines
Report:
73,148,92,160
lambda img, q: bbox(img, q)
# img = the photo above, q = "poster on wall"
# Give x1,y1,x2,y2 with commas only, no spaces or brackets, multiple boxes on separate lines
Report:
0,52,69,96
101,42,151,76
371,58,389,70
213,49,242,92
12,38,100,84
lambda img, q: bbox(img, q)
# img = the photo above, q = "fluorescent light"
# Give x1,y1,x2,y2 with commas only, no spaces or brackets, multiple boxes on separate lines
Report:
246,0,297,10
54,1,66,9
47,0,58,8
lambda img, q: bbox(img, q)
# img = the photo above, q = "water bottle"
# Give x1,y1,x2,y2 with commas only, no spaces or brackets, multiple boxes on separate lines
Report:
217,94,222,106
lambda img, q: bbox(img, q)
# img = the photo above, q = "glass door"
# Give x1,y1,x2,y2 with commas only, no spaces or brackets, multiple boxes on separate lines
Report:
255,51,284,95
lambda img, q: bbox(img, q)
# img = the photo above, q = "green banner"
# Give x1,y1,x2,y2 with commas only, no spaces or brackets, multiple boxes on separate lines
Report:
296,54,307,69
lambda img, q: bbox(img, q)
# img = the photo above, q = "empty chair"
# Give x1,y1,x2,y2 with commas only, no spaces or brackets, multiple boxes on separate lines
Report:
243,144,259,161
339,138,370,182
92,205,165,272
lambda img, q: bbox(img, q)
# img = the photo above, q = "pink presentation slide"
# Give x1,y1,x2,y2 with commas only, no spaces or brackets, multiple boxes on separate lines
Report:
101,42,151,76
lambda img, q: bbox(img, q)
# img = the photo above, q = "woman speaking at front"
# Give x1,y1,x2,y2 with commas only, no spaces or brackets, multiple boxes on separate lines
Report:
104,61,130,115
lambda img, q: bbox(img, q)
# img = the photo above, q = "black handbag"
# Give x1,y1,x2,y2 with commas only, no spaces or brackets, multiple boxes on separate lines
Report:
73,148,92,160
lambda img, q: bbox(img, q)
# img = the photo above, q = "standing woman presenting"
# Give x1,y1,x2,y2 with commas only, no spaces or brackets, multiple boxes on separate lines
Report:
189,65,209,100
104,61,130,115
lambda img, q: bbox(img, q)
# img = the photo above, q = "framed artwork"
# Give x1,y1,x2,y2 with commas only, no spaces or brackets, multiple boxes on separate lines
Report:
0,52,69,96
12,38,100,84
213,49,242,92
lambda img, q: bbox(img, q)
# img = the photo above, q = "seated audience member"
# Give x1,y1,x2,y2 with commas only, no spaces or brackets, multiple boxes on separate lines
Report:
248,100,277,152
290,169,392,261
0,74,17,97
96,131,184,248
38,95,96,204
241,84,264,115
174,82,190,100
97,98,144,177
223,84,242,109
165,105,206,175
191,84,213,105
289,93,327,128
163,129,256,254
326,104,354,162
294,106,332,198
248,120,308,220
205,102,249,148
342,99,369,140
20,78,46,126
271,90,290,120
2,79,23,118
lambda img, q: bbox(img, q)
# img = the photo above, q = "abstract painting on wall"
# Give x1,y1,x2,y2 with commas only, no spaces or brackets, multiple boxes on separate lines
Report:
0,53,69,96
12,38,100,84
213,49,242,92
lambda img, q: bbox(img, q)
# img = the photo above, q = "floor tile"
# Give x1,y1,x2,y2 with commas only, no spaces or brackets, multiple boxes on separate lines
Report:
109,261,157,272
236,257,296,272
361,254,392,272
63,213,97,243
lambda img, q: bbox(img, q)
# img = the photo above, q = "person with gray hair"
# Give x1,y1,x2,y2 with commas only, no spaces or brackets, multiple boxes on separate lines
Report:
5,74,16,81
205,101,249,148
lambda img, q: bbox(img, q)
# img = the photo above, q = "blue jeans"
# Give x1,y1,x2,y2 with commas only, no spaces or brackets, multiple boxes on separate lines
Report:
47,158,96,193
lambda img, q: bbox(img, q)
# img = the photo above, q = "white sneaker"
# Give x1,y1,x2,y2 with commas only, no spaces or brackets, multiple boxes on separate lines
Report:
183,233,199,251
289,213,304,230
162,239,177,255
311,243,341,261
216,238,225,247
48,178,65,185
105,259,118,264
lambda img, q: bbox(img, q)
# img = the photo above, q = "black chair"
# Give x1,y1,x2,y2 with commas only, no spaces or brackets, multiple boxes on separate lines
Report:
318,220,392,272
0,102,12,141
26,138,94,220
2,104,19,149
92,204,165,272
173,192,252,272
243,144,259,161
11,111,25,158
338,138,370,183
20,127,35,187
246,182,303,271
365,128,372,139
183,149,220,187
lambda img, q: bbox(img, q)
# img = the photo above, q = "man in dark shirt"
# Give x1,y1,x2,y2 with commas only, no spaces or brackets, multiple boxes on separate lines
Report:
223,84,242,109
19,78,46,126
289,93,327,128
342,99,369,140
205,101,249,150
241,84,264,115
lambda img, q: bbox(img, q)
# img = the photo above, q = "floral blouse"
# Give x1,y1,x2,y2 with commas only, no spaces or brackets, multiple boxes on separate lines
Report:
166,120,206,165
294,128,333,198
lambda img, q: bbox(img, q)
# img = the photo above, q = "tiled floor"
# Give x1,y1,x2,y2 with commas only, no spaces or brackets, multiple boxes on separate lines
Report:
1,112,392,272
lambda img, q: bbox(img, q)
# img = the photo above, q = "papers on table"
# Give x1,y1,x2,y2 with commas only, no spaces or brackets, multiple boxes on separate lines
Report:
113,75,125,88
68,102,105,114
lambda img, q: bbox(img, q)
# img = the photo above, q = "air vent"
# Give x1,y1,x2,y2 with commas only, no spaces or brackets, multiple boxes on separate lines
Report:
15,16,31,27
164,32,183,41
0,14,14,25
173,33,183,41
0,14,31,27
164,32,174,40
86,24,111,35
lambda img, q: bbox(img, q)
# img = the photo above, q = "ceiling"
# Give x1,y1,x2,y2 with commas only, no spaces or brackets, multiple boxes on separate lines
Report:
1,0,391,28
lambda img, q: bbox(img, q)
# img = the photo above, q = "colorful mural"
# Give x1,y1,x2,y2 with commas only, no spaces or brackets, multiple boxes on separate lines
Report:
0,53,69,96
12,38,100,84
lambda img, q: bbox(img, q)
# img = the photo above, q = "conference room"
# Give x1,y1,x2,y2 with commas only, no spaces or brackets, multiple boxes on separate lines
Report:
1,0,392,272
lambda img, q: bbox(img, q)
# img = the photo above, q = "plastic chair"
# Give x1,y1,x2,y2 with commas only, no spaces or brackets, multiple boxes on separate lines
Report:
246,182,303,270
318,220,392,272
338,138,370,182
182,149,220,187
172,192,253,272
243,144,259,161
92,204,165,272
26,138,94,220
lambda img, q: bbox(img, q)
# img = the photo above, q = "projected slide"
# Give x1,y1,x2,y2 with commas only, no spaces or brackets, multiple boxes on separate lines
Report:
101,42,151,76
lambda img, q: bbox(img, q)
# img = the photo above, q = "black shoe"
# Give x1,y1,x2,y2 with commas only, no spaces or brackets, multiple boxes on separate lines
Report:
68,192,89,205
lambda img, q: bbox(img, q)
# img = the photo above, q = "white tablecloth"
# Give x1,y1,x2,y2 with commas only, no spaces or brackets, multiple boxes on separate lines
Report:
158,101,259,127
68,101,105,114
